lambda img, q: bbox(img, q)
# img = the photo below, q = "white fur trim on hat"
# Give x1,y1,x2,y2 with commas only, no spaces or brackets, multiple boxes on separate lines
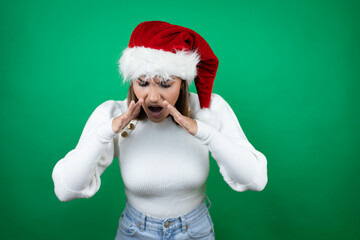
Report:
118,46,200,83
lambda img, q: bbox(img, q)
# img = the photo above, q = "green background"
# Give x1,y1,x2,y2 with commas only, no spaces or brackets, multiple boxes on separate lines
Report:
1,0,359,239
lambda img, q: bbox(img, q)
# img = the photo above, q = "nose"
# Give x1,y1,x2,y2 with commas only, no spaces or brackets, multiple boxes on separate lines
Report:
148,85,161,103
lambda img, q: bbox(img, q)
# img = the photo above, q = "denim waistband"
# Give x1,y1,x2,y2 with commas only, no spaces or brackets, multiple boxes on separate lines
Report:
122,196,212,232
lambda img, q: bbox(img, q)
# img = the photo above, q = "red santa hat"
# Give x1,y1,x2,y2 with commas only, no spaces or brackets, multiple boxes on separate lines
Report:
118,21,219,109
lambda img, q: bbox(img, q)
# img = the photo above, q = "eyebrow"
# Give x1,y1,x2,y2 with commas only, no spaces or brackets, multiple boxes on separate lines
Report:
136,78,173,84
160,79,171,83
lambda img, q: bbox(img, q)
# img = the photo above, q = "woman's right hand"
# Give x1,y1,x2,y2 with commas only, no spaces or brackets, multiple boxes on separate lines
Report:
112,99,143,133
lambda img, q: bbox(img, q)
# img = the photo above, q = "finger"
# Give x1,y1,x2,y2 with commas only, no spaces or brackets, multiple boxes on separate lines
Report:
127,100,136,115
163,100,197,135
127,100,139,116
134,98,143,110
163,100,182,120
130,105,142,120
163,100,188,129
130,98,143,118
128,99,142,114
120,100,134,125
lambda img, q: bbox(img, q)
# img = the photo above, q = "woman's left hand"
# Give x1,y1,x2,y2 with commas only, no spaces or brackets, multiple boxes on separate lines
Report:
163,100,198,136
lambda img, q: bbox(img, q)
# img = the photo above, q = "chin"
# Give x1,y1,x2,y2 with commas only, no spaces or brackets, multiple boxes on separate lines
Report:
146,112,170,123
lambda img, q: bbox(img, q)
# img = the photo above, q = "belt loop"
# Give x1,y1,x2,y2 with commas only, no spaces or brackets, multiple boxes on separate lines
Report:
181,216,186,233
205,195,212,209
140,214,146,231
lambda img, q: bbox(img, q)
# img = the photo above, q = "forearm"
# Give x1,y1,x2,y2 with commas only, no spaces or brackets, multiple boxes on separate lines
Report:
195,120,267,190
52,118,117,200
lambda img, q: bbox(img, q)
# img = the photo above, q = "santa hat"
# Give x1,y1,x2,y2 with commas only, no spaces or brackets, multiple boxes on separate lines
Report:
118,21,219,109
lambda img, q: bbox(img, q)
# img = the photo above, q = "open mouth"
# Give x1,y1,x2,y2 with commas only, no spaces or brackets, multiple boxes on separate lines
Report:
147,105,163,117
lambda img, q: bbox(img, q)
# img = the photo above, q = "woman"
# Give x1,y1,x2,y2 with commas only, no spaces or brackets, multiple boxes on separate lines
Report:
52,21,268,240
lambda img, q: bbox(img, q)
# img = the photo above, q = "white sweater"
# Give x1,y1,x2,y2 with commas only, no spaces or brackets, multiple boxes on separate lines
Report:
52,93,268,218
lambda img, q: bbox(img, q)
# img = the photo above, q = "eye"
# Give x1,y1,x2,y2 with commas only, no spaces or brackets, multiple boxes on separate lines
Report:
137,78,149,87
159,79,172,88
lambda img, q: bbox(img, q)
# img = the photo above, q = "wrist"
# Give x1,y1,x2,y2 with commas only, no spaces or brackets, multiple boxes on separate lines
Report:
112,116,126,133
96,117,118,142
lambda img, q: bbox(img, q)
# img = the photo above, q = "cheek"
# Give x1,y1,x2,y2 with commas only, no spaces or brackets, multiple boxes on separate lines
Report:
165,87,181,104
133,85,145,99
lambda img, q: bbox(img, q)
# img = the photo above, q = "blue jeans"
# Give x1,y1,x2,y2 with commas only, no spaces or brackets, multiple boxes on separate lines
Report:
115,196,215,240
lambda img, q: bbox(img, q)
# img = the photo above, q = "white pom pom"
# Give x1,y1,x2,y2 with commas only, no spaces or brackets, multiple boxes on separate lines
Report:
192,108,221,130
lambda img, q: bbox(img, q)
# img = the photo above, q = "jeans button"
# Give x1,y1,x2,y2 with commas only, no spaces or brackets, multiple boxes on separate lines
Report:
164,221,170,228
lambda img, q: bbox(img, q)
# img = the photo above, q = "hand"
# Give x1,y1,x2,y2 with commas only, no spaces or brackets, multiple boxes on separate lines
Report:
112,99,143,133
163,100,198,136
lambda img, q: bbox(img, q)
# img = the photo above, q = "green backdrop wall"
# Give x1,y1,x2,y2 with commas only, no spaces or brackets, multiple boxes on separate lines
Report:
1,0,359,239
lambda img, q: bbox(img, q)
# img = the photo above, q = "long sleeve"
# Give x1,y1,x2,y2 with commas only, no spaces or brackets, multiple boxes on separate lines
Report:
193,94,268,192
52,100,124,201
